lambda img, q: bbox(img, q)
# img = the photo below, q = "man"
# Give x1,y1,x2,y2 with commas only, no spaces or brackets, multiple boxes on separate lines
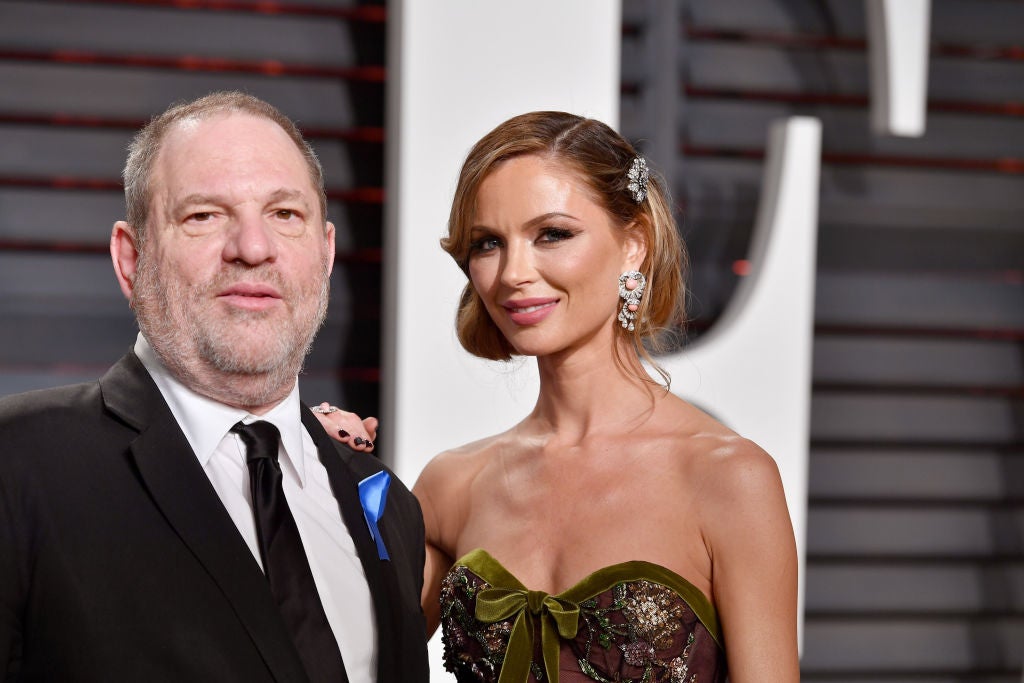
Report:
0,92,429,682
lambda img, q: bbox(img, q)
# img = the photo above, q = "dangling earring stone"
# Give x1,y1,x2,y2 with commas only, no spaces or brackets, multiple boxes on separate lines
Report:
617,270,646,331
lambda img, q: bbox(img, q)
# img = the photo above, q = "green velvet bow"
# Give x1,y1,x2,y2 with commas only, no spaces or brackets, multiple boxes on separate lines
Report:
475,586,581,683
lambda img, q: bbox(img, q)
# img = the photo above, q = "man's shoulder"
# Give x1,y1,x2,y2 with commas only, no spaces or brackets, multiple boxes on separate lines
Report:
334,447,416,501
0,354,148,470
0,380,102,425
0,380,112,484
0,353,144,428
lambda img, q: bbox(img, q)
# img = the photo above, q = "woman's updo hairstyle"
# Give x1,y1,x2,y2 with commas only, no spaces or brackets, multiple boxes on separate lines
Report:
442,111,687,379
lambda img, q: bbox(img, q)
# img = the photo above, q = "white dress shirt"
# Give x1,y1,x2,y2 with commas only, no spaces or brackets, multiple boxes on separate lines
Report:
135,334,376,682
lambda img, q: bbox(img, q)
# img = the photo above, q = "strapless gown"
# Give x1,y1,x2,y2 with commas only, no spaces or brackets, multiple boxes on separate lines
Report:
439,549,726,683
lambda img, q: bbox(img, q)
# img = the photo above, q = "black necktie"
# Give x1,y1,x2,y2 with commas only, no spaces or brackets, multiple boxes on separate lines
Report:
232,421,348,683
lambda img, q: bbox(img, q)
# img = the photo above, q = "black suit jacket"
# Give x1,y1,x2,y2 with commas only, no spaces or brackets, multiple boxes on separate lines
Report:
0,353,429,682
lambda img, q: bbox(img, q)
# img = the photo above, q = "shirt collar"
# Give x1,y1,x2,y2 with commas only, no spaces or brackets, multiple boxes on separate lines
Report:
134,333,310,487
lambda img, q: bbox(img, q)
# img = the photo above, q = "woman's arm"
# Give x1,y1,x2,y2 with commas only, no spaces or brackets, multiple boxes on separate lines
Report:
411,455,459,636
701,441,800,682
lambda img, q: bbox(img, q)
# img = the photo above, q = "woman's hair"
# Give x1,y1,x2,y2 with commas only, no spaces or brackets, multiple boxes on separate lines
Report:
441,111,687,383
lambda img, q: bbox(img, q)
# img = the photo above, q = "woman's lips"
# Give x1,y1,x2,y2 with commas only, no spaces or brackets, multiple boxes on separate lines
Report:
503,298,558,325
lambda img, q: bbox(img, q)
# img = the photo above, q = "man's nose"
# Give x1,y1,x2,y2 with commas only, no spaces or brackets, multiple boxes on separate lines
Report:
223,212,277,265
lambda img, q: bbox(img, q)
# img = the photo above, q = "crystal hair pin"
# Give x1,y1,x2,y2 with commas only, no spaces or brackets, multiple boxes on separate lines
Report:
626,156,649,204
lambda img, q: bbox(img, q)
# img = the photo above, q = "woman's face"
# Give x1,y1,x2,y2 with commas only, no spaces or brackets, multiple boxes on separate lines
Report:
467,154,644,359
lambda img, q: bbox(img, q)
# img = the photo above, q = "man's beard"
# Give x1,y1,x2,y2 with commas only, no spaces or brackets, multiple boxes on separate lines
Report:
132,251,330,409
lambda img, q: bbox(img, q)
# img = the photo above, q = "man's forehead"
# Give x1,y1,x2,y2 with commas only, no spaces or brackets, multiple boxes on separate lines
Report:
161,111,290,155
153,113,310,187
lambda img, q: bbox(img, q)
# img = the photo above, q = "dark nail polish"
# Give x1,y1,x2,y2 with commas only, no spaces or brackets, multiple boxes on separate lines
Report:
365,441,374,450
338,429,350,438
353,437,365,446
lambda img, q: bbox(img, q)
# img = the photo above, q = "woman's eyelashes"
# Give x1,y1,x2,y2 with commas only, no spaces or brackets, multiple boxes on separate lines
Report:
536,227,575,244
469,226,577,257
469,235,502,254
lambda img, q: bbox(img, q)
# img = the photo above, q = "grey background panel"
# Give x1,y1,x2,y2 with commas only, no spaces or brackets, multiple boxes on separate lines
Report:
683,43,1024,102
0,64,365,128
681,159,1024,221
802,618,1024,671
813,336,1024,387
684,100,1024,159
811,392,1023,444
0,1,360,65
682,0,1024,44
814,272,1024,330
806,563,1024,613
807,507,1024,557
809,449,1024,501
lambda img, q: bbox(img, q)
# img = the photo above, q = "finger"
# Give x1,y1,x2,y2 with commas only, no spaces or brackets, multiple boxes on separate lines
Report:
311,407,347,439
361,417,379,442
309,404,375,450
334,415,371,443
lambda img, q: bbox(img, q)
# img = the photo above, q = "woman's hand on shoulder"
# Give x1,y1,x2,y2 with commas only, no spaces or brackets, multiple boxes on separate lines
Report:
309,402,378,452
699,438,800,682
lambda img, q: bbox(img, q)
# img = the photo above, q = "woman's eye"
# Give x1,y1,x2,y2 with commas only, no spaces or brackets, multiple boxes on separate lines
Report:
469,237,501,254
538,228,574,243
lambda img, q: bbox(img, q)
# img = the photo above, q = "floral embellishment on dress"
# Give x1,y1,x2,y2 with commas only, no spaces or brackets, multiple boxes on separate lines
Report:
621,580,686,650
482,621,513,653
620,639,657,667
440,566,510,681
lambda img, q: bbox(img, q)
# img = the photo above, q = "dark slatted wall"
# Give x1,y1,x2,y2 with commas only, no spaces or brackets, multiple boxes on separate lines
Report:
0,0,386,418
621,0,1024,680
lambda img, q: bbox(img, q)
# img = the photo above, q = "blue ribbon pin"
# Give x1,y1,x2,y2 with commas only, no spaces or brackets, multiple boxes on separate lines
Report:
357,470,391,560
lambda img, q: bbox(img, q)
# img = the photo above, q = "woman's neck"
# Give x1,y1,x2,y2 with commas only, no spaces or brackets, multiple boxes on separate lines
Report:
528,339,662,443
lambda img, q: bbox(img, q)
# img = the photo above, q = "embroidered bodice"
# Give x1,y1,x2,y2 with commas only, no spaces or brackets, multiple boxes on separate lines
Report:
440,549,726,683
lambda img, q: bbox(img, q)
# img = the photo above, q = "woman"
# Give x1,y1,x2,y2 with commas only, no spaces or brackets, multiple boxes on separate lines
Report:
319,112,798,682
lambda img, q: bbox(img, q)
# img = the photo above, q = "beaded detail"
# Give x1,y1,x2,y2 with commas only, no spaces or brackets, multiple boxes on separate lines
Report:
440,551,726,683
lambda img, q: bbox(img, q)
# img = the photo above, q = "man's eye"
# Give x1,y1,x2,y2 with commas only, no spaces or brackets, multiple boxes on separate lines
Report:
189,212,213,222
275,209,296,220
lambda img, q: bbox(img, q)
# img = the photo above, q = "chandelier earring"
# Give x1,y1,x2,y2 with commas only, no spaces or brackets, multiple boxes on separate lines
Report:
617,270,647,331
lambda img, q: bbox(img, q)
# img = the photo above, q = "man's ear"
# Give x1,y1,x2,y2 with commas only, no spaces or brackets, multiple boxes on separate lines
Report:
325,220,336,278
111,221,141,303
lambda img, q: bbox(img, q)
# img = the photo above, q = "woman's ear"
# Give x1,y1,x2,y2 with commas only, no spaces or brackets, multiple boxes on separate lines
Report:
622,220,649,272
110,221,141,303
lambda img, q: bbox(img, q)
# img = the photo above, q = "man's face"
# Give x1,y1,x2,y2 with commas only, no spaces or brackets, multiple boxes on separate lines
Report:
128,113,334,409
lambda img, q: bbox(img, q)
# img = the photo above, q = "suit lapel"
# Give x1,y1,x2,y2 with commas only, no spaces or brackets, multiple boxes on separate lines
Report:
100,355,309,683
302,409,399,683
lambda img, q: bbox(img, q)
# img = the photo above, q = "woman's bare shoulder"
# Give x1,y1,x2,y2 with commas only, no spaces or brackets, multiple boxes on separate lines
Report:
413,429,519,555
658,396,782,491
413,430,511,495
660,402,791,544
